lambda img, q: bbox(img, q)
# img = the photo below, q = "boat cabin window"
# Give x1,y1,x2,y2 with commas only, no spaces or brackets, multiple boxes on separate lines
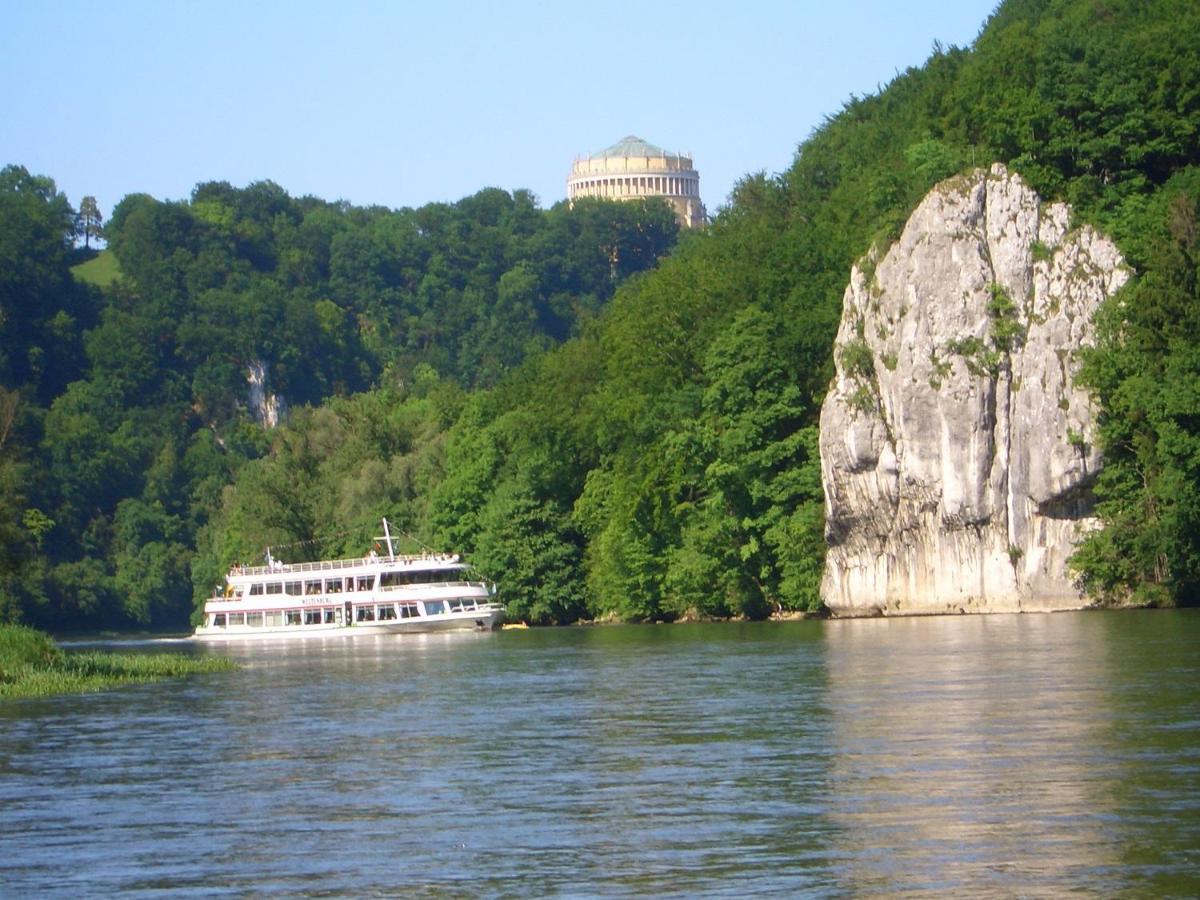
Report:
324,608,337,624
380,569,462,589
228,612,245,626
325,579,342,594
285,610,301,626
399,602,419,619
377,605,397,621
266,582,282,595
249,583,264,596
247,612,263,628
304,609,322,625
212,613,226,627
305,580,322,595
265,611,283,627
285,581,302,596
356,606,375,622
424,600,445,615
357,576,374,591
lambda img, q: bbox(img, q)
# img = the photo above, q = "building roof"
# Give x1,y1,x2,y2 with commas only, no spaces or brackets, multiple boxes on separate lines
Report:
594,135,680,159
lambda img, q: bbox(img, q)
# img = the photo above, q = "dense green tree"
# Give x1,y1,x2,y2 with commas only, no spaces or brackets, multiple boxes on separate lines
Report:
471,474,587,625
1074,170,1200,604
112,498,192,625
692,306,826,614
0,165,97,401
0,389,40,623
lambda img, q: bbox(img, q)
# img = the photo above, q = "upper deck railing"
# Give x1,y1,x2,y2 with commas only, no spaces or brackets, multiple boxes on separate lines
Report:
232,553,460,578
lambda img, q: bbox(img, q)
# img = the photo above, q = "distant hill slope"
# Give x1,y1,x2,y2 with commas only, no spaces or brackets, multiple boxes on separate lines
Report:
70,249,121,287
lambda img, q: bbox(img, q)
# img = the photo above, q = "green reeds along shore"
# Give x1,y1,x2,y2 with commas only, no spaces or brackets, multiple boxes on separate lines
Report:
0,625,234,700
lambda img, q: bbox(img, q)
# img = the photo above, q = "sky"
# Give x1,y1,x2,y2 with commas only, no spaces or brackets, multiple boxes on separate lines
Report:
3,1,1000,221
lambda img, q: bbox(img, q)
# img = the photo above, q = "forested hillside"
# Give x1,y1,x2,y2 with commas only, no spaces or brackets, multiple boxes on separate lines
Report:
3,0,1198,629
0,175,677,627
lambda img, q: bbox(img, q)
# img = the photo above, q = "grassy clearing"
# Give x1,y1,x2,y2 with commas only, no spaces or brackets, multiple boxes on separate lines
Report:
70,249,122,287
0,625,234,700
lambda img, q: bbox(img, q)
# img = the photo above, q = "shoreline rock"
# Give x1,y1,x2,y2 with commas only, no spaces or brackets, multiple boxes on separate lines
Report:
819,165,1129,617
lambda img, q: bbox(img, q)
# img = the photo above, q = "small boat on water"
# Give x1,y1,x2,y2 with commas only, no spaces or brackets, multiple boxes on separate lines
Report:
192,520,503,641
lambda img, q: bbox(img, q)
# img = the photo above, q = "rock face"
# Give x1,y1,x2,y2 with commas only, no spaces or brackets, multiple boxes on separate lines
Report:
819,165,1129,616
247,360,287,428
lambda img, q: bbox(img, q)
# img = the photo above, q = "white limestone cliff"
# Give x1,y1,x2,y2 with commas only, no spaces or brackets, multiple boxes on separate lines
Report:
247,360,287,428
819,164,1129,616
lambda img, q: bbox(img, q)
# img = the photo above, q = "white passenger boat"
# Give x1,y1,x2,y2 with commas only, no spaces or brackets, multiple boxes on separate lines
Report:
193,520,503,640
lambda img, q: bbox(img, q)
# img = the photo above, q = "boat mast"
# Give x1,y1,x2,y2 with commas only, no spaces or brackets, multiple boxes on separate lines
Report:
381,518,396,559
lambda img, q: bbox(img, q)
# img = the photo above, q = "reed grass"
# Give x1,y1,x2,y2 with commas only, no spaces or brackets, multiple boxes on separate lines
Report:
0,625,234,700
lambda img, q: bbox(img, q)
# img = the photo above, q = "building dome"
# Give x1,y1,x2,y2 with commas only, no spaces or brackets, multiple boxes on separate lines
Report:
568,135,706,229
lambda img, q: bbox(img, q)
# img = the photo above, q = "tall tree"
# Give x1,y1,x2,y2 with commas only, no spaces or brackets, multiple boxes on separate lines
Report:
76,196,103,248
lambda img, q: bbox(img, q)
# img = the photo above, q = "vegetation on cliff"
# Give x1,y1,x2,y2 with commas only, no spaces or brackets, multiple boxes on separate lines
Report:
2,0,1197,628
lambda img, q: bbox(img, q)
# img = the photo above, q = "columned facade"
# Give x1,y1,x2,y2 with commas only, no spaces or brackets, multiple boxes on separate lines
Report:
567,135,706,229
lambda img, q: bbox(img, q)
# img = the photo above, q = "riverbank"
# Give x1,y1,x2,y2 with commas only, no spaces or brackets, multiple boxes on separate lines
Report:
0,625,234,700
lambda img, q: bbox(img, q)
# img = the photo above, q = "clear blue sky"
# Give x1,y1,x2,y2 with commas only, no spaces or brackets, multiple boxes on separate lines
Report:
3,0,999,220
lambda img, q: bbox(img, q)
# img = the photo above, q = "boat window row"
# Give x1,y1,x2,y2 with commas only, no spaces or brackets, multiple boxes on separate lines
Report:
446,598,486,612
209,601,458,629
379,569,465,589
355,602,423,622
240,569,465,597
247,575,377,596
211,609,345,628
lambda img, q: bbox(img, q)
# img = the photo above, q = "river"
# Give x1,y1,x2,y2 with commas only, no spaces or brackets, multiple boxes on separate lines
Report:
1,610,1197,896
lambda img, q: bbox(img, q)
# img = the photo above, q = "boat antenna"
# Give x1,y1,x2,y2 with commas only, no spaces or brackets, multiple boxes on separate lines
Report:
381,518,397,559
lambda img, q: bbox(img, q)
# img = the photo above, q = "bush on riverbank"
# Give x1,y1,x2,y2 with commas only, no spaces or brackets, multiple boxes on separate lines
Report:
0,625,234,699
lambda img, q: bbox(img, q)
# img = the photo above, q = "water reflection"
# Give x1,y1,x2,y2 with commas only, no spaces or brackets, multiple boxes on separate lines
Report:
821,613,1200,896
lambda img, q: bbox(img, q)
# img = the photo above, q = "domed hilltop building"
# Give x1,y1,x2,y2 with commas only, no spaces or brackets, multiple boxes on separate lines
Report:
567,135,706,229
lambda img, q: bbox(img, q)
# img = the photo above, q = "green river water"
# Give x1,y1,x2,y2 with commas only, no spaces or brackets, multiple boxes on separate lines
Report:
1,610,1197,896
